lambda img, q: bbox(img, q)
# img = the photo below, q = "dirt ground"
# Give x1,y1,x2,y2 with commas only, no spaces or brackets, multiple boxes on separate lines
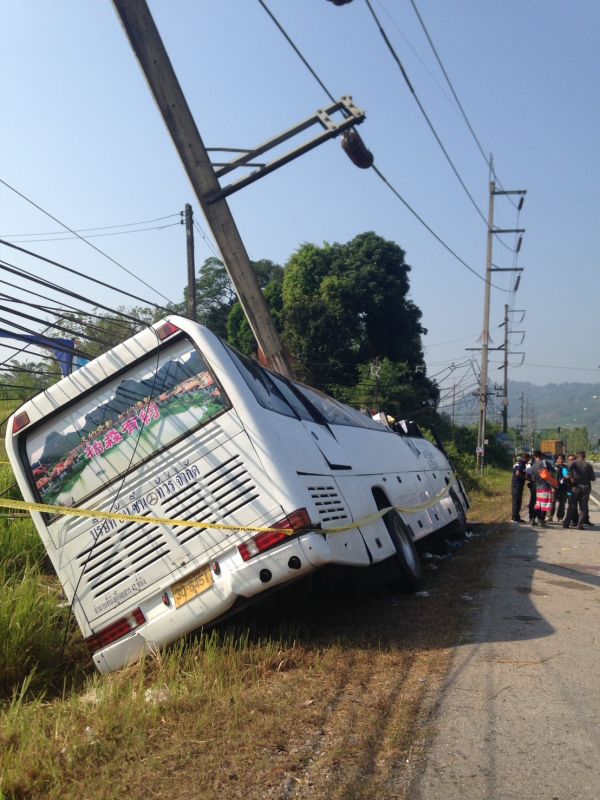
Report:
413,494,600,800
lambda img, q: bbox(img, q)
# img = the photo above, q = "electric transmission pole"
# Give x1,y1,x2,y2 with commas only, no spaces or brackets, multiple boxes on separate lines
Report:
474,163,526,471
184,204,196,321
476,177,495,470
501,303,509,433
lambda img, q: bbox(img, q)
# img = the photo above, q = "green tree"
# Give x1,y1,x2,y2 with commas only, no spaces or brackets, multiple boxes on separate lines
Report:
279,232,432,412
185,256,283,341
226,266,284,356
281,233,427,389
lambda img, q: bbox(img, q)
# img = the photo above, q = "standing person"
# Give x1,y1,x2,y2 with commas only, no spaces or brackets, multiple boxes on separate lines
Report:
526,453,537,524
565,450,596,530
511,452,528,522
563,454,578,528
529,450,554,526
549,453,569,522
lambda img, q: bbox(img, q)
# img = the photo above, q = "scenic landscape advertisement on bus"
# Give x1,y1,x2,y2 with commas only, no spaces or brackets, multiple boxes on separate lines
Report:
25,339,229,508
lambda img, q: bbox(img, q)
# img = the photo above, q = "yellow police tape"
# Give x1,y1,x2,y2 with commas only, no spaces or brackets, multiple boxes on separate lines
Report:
0,486,451,536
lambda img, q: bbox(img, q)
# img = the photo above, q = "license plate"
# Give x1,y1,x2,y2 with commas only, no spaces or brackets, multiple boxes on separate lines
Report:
172,565,213,609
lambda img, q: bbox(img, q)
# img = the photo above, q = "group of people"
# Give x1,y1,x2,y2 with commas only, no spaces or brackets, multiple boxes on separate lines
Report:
511,450,596,529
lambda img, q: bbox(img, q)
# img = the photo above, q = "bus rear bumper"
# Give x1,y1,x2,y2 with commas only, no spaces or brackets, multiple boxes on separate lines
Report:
92,532,332,674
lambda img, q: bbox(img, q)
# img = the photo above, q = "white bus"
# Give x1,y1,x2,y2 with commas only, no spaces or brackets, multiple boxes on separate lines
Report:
6,316,468,673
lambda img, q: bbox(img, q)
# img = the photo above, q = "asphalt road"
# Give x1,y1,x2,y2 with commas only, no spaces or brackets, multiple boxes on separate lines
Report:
414,471,600,800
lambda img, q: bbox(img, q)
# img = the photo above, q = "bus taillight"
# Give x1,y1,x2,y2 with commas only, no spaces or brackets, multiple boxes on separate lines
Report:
155,321,180,340
86,607,146,653
12,411,31,434
237,508,313,562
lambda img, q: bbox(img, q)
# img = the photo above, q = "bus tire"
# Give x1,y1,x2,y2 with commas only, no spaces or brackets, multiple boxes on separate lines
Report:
383,509,424,593
449,488,468,536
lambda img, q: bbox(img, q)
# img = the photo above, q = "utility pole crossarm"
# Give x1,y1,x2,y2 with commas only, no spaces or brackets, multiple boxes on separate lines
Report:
208,98,365,203
113,0,295,378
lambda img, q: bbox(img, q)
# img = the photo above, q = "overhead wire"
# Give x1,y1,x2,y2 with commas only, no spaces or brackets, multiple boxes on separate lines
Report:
256,0,510,293
0,339,65,367
5,221,181,244
0,316,92,359
408,0,519,209
0,176,174,304
0,259,148,328
0,293,128,342
0,278,133,335
0,212,181,238
364,0,487,226
0,242,168,312
364,0,515,255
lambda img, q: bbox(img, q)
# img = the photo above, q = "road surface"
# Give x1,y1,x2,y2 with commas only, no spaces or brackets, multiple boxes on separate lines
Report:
414,472,600,800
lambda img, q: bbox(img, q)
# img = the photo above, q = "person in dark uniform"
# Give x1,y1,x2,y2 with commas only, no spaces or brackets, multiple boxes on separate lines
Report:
511,452,528,522
564,450,596,529
526,454,537,524
550,453,570,523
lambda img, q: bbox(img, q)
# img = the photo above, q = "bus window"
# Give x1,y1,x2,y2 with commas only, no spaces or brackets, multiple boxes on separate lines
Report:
267,372,316,422
293,384,384,431
223,345,301,420
24,337,229,509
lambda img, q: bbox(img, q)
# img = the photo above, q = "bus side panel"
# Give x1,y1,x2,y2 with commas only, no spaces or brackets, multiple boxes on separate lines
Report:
296,475,371,566
326,476,396,563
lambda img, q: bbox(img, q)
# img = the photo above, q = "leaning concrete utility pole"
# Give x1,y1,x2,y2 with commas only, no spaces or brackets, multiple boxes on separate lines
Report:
113,0,294,377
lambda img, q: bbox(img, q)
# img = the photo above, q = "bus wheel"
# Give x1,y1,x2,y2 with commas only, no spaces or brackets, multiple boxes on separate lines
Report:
384,510,424,593
449,488,468,536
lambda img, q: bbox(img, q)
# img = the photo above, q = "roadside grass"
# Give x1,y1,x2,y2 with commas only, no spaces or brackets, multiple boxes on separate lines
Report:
467,466,513,524
0,468,513,800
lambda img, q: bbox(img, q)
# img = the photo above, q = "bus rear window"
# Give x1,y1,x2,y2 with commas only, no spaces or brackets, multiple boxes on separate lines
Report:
25,338,229,508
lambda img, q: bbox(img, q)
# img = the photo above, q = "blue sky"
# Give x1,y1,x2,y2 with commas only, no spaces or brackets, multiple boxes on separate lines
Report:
1,1,599,406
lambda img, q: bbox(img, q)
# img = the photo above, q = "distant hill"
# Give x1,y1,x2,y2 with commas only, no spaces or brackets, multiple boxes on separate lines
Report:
507,380,600,438
440,380,600,444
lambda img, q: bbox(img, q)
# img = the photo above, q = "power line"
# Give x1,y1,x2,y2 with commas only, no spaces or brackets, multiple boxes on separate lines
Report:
257,0,337,104
0,364,59,378
0,277,133,333
256,0,510,292
408,0,518,209
0,339,64,367
4,221,180,244
0,260,145,329
193,220,221,259
0,241,169,312
0,302,109,347
364,0,515,255
0,212,180,238
0,291,129,341
364,0,487,224
0,176,174,304
0,317,92,360
372,166,510,291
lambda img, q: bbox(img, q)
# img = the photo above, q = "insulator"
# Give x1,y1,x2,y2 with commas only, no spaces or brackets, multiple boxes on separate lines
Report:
341,129,374,169
516,235,523,253
518,196,524,211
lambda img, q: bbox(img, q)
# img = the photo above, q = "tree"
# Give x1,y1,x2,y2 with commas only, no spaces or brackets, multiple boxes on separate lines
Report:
281,232,430,396
184,256,283,341
226,265,284,356
46,306,155,360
